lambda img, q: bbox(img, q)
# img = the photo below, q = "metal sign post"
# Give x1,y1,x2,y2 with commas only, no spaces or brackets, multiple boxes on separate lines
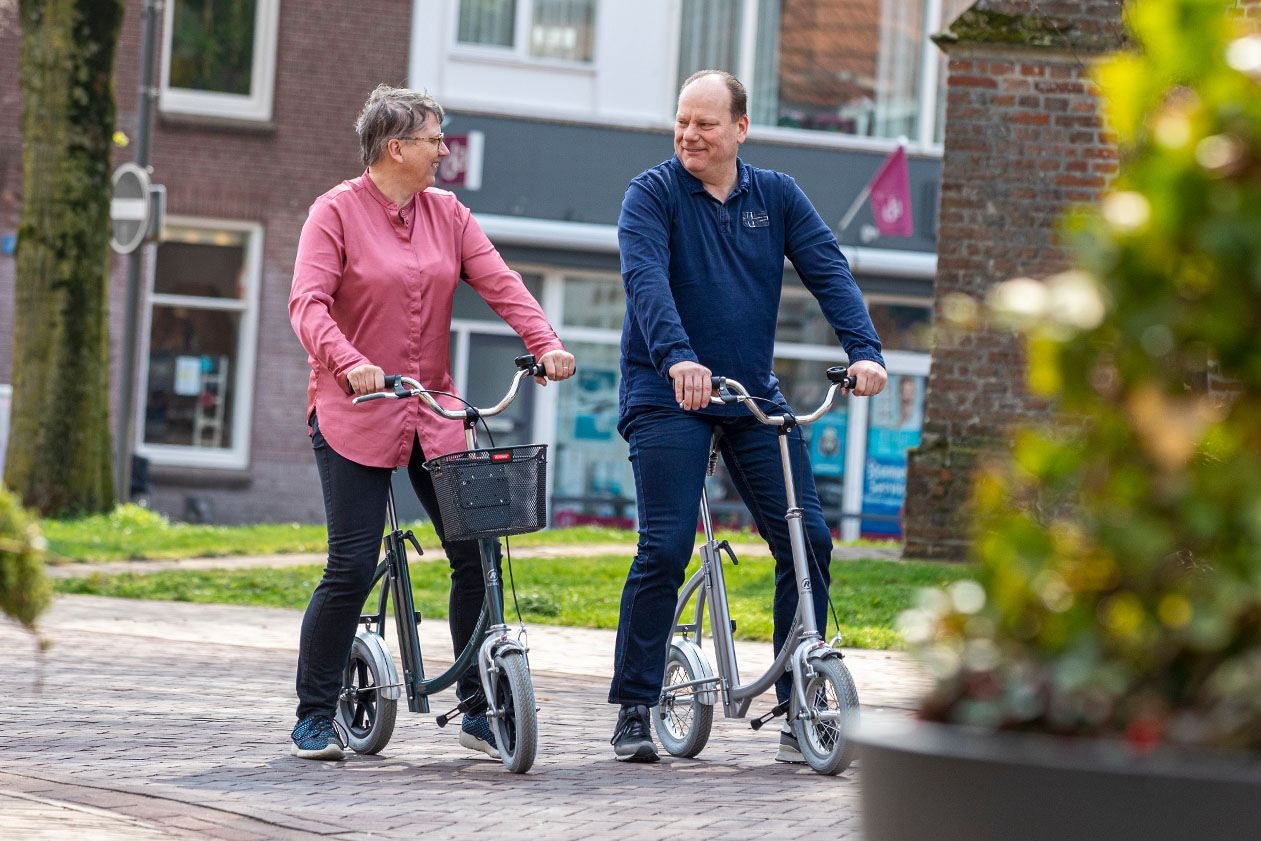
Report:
112,0,161,503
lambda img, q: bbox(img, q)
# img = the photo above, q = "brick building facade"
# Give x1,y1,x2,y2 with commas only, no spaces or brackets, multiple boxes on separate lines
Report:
0,0,412,522
902,0,1127,560
901,0,1259,559
4,1,951,529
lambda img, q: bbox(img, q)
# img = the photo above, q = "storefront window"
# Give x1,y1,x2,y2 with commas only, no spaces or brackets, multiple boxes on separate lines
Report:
551,341,634,528
697,356,852,533
778,357,850,532
776,281,843,347
562,274,624,329
867,300,932,352
452,272,544,321
140,223,260,468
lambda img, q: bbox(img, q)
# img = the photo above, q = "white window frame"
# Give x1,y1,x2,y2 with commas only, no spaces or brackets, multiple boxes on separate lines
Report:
681,0,954,151
450,0,598,68
159,0,281,123
136,217,263,470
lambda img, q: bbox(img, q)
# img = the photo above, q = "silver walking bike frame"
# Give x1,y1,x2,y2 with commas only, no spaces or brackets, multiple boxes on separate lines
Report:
653,366,862,775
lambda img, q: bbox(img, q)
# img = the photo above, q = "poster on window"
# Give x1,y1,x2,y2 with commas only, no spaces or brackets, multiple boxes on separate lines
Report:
573,368,617,441
807,411,847,477
174,355,203,397
861,375,924,538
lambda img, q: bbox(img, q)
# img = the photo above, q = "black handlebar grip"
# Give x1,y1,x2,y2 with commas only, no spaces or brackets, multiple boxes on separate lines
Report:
515,354,546,377
826,366,857,389
384,375,402,389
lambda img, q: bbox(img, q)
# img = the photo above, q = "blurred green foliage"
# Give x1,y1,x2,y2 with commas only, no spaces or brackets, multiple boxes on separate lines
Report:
908,0,1261,751
0,486,52,632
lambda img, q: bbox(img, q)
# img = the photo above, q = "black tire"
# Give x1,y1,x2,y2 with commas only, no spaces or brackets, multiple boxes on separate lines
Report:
489,650,537,774
336,634,398,755
652,645,714,758
792,656,860,776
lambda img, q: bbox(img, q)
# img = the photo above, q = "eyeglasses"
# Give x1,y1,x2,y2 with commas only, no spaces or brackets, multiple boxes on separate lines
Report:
396,133,445,149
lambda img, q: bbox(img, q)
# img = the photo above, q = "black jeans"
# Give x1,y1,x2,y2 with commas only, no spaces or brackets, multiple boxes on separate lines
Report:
294,415,498,721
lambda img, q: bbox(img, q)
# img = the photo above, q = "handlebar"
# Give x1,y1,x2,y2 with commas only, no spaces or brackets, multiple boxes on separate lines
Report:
351,354,546,420
709,366,856,427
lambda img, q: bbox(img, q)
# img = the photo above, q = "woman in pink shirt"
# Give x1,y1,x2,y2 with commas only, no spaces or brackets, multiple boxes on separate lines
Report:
288,85,575,761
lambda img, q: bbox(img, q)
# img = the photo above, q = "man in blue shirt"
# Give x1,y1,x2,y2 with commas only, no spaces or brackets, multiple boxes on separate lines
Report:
609,70,887,762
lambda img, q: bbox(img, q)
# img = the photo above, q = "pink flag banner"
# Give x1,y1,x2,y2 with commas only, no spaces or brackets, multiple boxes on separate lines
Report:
868,146,913,237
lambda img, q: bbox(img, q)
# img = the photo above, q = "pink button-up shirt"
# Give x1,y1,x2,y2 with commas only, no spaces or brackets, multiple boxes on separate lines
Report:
289,171,564,467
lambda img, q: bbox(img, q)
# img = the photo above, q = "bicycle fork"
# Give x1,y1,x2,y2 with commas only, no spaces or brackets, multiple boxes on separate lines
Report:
474,536,529,723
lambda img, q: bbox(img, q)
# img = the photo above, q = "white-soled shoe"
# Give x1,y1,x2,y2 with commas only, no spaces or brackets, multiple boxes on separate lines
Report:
459,713,501,760
774,723,806,764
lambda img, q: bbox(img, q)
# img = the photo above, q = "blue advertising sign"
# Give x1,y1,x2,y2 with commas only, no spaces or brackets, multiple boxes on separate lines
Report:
860,374,924,537
808,411,847,477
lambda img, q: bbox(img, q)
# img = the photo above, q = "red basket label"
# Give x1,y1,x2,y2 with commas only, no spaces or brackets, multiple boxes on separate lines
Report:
491,452,513,462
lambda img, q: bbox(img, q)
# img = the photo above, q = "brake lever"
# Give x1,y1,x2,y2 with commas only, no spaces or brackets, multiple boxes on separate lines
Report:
352,391,394,405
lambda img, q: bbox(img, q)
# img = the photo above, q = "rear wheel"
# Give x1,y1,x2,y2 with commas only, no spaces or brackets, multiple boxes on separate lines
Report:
792,656,859,776
652,644,714,758
489,650,537,774
336,633,397,755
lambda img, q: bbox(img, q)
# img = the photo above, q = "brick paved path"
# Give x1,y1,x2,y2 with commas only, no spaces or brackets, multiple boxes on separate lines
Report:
0,596,927,840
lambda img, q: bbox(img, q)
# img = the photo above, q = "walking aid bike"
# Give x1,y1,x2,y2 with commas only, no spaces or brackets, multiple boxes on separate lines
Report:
653,366,861,775
334,355,551,773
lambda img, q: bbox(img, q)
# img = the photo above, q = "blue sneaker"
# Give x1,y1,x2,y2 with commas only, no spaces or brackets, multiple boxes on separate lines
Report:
291,713,345,761
459,713,500,759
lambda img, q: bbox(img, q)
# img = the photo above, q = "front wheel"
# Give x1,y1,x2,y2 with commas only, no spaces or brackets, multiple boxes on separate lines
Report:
336,634,398,755
792,656,860,776
652,645,714,758
488,650,538,773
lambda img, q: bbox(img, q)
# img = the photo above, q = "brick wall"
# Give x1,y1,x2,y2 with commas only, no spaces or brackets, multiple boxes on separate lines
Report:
1,0,412,522
901,0,1126,559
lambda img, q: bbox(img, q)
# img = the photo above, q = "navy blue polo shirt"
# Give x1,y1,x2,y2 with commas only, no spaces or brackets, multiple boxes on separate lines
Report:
617,156,885,423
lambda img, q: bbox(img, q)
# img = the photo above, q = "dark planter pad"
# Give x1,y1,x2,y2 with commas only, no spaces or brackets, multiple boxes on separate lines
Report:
855,714,1261,841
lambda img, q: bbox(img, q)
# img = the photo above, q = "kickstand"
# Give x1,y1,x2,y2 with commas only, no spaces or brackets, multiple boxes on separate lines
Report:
749,700,791,731
435,693,486,728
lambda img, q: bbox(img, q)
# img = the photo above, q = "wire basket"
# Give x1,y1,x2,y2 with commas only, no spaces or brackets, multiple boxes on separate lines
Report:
424,444,548,542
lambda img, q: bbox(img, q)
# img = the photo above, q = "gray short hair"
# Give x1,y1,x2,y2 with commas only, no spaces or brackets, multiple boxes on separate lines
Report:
355,84,445,167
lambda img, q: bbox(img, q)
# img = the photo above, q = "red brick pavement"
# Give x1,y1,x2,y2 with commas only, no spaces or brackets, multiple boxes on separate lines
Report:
0,596,927,839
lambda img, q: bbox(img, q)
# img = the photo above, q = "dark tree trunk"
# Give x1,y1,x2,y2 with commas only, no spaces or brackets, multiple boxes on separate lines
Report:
6,0,124,514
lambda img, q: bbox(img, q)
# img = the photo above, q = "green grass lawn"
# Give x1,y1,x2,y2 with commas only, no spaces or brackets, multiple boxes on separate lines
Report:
40,503,893,563
41,504,649,563
54,553,973,649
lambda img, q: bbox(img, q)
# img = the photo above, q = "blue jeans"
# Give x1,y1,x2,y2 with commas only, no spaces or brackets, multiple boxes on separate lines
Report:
294,415,497,721
608,407,833,707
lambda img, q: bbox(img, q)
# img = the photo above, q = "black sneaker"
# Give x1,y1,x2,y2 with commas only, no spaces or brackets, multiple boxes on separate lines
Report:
611,704,659,762
291,713,345,761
